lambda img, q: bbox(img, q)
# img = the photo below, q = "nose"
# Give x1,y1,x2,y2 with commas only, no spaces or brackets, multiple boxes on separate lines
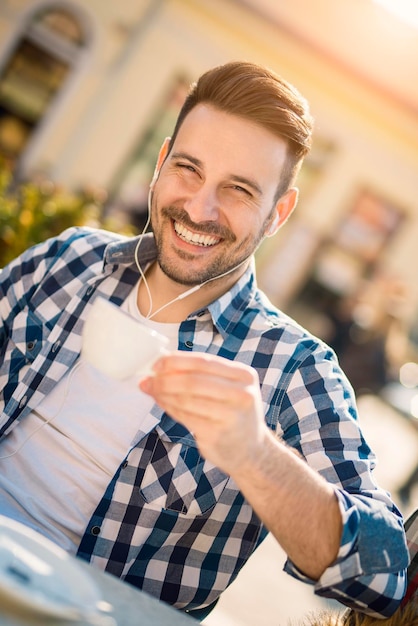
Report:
183,183,220,224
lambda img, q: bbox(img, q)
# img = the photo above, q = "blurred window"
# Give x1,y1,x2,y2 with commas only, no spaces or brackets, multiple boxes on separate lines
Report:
0,6,87,167
107,76,190,231
35,8,85,45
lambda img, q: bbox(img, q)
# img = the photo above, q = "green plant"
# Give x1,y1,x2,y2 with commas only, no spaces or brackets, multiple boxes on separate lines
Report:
0,164,135,267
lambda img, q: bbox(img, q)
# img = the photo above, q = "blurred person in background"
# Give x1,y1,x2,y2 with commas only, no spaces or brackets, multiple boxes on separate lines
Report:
327,275,409,396
0,61,409,621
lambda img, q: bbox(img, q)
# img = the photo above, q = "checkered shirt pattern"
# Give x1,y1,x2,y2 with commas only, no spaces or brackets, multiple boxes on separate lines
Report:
0,227,409,618
402,509,418,607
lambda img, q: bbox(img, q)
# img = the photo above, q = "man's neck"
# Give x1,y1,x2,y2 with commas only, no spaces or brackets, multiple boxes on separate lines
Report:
136,261,248,323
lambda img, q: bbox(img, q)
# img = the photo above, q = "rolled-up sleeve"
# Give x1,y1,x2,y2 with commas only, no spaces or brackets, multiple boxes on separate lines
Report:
285,490,408,617
277,344,409,618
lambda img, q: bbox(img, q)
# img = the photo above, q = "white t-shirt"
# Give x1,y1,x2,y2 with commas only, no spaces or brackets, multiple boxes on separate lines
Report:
0,285,179,553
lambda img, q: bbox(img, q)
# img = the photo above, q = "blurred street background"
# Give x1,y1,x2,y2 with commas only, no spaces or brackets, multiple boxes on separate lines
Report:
0,0,417,623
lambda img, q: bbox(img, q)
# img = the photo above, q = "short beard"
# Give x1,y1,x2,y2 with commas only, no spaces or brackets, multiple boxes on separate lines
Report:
152,205,260,287
157,248,243,286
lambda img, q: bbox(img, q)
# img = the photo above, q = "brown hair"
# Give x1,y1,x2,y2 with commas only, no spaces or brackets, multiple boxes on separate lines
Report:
169,61,314,202
296,602,418,626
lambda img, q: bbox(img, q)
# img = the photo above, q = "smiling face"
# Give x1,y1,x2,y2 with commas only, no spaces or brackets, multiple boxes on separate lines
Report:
150,104,294,287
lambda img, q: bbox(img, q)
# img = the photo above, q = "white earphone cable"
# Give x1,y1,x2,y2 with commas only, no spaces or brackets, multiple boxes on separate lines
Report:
134,188,154,318
134,188,250,320
0,184,249,458
0,360,83,460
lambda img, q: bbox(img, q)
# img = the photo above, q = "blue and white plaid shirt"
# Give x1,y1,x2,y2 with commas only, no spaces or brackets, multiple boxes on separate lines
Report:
0,227,409,618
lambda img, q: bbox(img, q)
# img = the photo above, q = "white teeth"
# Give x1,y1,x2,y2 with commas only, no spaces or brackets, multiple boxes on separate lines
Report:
174,222,220,247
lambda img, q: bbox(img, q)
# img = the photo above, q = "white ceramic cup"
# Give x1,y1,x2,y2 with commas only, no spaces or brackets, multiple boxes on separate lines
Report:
81,297,170,380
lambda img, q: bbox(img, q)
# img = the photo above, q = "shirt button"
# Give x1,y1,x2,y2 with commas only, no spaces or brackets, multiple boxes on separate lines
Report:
19,396,28,408
122,461,128,469
86,285,95,296
27,340,37,351
91,526,101,536
51,341,61,353
184,340,193,349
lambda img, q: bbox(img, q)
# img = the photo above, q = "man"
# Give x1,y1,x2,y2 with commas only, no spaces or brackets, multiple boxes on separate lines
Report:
300,507,418,625
0,62,409,621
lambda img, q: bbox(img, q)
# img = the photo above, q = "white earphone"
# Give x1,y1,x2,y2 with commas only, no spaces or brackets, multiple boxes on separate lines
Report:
265,212,280,237
149,167,160,190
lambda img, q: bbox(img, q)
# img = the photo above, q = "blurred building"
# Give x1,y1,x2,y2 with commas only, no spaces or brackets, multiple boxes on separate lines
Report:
0,0,417,349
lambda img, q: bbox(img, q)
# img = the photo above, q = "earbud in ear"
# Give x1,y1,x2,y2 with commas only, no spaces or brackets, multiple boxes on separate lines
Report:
150,137,171,190
150,167,160,189
265,213,280,237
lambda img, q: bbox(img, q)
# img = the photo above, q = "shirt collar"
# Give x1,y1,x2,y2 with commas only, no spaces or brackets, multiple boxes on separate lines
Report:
103,232,157,271
205,261,256,339
103,233,257,339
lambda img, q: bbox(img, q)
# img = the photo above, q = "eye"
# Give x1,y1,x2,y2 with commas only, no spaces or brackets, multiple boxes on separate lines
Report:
177,162,197,174
231,184,252,196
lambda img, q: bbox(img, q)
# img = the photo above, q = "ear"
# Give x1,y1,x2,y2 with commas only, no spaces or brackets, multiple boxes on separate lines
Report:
150,137,171,188
265,187,298,237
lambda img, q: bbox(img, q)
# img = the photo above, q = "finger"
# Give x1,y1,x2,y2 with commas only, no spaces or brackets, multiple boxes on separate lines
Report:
149,372,259,423
153,351,257,384
149,368,256,407
158,391,255,424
